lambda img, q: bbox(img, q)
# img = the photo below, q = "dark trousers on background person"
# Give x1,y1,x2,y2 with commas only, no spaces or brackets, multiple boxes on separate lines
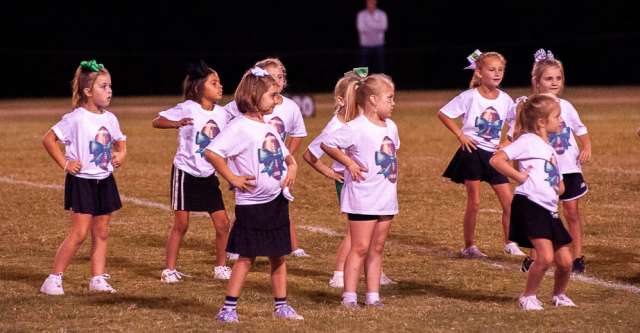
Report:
360,45,385,74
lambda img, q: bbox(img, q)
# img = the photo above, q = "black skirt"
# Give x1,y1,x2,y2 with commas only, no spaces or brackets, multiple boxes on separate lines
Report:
509,194,572,249
559,172,588,201
64,173,122,216
170,166,225,213
442,147,509,185
227,193,291,257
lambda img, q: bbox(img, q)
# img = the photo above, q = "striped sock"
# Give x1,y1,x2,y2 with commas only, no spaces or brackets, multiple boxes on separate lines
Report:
274,297,287,310
223,295,238,311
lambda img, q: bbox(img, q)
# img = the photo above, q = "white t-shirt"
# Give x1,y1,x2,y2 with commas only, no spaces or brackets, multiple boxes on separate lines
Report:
52,107,126,180
158,100,228,177
502,133,563,212
548,98,588,174
323,115,399,215
440,88,515,152
307,114,346,173
224,96,307,141
356,8,388,47
206,117,291,205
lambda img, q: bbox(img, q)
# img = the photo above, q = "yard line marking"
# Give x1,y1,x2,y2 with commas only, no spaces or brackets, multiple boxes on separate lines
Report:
3,175,639,294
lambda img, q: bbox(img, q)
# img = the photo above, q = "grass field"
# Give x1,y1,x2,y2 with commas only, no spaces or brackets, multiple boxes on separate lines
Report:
1,87,639,332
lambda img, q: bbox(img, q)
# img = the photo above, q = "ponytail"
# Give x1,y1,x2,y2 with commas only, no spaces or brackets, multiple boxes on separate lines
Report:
341,80,361,122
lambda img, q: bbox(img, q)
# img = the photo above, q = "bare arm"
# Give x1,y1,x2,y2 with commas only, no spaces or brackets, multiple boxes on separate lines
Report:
42,129,81,174
111,140,127,168
285,136,303,155
437,111,477,152
204,150,255,192
576,133,592,163
321,143,366,182
489,151,529,184
152,116,193,129
302,149,343,182
282,155,298,189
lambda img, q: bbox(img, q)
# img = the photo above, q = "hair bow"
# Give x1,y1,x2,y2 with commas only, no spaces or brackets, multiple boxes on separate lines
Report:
250,67,270,77
464,49,482,70
534,48,555,62
375,151,397,179
353,67,369,78
258,147,286,180
80,60,104,72
544,160,560,189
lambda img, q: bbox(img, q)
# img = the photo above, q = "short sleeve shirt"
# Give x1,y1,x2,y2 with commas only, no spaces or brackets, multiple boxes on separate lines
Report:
440,88,515,152
52,107,126,180
158,100,228,177
323,115,400,215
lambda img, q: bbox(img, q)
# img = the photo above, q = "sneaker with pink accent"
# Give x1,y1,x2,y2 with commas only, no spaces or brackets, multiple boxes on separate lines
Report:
519,295,544,311
40,273,64,296
89,274,117,293
503,242,526,256
552,294,577,307
460,245,488,259
213,266,232,280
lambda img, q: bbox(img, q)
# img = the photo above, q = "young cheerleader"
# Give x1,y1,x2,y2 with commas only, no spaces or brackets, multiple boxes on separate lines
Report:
321,73,399,308
490,93,576,310
521,49,592,274
438,50,525,258
206,67,303,322
225,58,309,258
303,68,396,288
151,60,232,282
40,60,126,295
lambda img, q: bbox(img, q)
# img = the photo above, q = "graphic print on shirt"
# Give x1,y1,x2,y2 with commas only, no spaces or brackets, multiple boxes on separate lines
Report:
195,120,220,157
544,156,561,193
375,136,398,183
548,121,571,155
258,133,286,180
474,107,503,141
267,116,286,141
89,126,113,171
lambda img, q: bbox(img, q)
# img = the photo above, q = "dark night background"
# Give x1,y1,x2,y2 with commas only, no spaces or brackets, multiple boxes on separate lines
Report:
1,1,637,98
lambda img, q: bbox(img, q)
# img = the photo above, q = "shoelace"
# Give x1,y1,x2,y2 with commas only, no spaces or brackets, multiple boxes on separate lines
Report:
522,297,542,309
171,270,192,279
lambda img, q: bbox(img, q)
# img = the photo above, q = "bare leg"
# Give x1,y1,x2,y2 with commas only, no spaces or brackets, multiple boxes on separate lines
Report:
335,218,351,271
552,245,573,295
165,211,189,270
491,183,513,244
210,210,231,266
52,213,93,273
269,256,287,298
365,219,392,293
523,238,554,296
562,199,583,258
225,257,255,297
290,209,300,250
343,220,377,293
463,180,481,248
90,215,111,276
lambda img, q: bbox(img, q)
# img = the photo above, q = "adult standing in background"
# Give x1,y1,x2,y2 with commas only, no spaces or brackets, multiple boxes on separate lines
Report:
357,0,388,73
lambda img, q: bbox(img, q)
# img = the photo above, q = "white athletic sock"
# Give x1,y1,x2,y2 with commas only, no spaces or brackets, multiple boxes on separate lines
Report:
365,292,380,304
333,271,344,278
342,291,357,303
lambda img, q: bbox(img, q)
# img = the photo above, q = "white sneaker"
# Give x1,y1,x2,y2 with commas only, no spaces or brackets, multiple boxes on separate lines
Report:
460,245,488,259
160,269,191,283
329,272,344,288
40,273,64,295
89,274,117,293
380,272,398,285
226,252,239,261
519,295,544,311
504,242,526,256
291,248,310,257
552,294,577,307
213,265,232,280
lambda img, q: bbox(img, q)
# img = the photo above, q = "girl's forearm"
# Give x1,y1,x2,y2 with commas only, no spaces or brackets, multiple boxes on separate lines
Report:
437,111,463,138
42,130,66,169
152,116,178,129
321,144,353,167
204,151,235,182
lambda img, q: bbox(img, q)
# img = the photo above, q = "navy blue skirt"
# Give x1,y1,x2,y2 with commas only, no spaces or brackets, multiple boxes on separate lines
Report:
509,194,572,249
227,193,291,257
443,147,509,185
64,174,122,216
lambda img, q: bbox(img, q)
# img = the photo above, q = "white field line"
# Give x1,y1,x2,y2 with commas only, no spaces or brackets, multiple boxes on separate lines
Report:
2,175,639,294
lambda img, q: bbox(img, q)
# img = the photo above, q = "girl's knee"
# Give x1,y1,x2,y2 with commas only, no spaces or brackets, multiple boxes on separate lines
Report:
350,243,370,258
172,220,189,234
